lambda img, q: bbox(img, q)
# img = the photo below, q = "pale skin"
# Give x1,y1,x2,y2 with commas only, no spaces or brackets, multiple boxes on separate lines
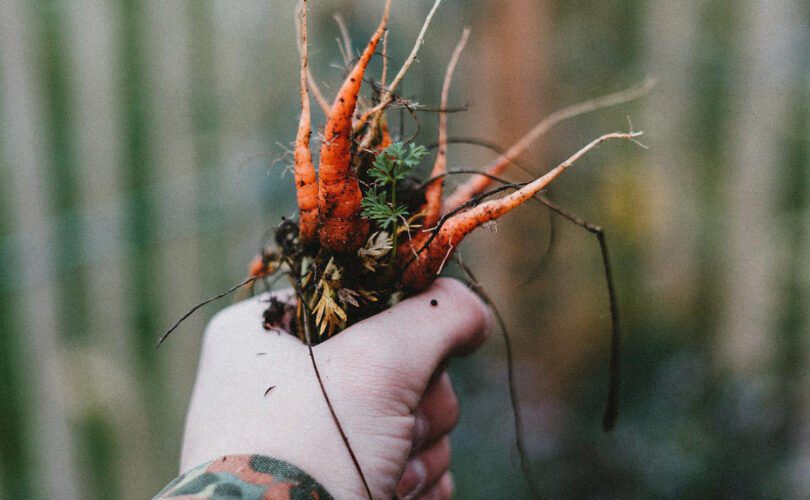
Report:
180,278,492,499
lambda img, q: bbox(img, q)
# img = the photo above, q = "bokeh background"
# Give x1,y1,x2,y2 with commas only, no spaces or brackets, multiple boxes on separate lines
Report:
1,0,808,498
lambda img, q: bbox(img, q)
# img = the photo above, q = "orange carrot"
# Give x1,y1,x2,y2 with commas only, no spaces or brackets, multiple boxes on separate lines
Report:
248,254,266,278
422,28,470,228
294,0,318,245
379,118,392,150
318,0,391,253
356,29,390,154
403,131,641,291
376,30,392,152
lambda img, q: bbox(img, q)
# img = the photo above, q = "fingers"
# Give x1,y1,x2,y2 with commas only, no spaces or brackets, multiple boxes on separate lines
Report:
400,372,458,497
396,436,451,499
338,278,492,384
422,472,454,500
413,371,458,453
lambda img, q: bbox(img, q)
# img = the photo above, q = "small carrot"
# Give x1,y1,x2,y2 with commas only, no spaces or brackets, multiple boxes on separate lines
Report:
402,131,641,291
318,0,391,253
294,0,318,245
357,31,391,154
422,28,470,228
243,252,276,300
378,118,392,150
248,254,266,278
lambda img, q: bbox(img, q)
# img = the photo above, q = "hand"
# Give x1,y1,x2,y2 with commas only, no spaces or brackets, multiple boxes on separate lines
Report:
180,278,492,499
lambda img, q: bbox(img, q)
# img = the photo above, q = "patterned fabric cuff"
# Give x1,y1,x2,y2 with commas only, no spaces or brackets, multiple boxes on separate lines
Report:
154,454,333,500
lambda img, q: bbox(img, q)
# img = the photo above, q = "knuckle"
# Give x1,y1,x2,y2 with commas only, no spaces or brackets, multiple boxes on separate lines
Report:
202,304,236,345
436,373,460,431
201,296,268,348
434,278,490,330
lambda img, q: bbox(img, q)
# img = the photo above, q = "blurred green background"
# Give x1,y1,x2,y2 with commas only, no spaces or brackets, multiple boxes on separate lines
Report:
1,0,808,498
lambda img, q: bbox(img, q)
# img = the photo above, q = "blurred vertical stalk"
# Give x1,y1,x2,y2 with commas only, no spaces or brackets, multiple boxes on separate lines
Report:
455,0,551,495
0,0,81,498
63,0,160,497
190,0,226,290
141,0,205,476
469,0,551,337
209,0,286,277
715,2,804,493
0,154,34,500
37,1,90,344
643,0,701,318
117,0,176,492
716,0,802,374
791,50,810,497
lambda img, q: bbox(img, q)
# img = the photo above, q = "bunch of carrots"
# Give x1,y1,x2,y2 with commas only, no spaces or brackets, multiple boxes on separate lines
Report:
160,0,647,394
160,1,647,493
236,0,642,342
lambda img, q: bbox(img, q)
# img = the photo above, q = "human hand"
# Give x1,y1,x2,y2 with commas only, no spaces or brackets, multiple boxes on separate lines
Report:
180,278,492,499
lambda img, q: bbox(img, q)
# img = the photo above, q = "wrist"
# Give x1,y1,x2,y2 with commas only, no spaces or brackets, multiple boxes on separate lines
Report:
157,454,335,499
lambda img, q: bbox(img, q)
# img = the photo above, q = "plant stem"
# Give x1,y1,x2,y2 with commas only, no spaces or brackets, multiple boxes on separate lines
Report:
389,177,398,264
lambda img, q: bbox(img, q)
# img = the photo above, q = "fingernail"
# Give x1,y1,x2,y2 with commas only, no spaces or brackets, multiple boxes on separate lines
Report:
397,459,426,499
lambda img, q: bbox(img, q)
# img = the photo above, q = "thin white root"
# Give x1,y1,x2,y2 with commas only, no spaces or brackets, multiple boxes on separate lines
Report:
355,0,443,131
297,1,311,122
437,28,470,161
296,2,330,115
459,130,645,223
307,71,331,116
334,14,353,67
423,27,470,226
443,78,656,211
437,239,455,275
380,30,389,87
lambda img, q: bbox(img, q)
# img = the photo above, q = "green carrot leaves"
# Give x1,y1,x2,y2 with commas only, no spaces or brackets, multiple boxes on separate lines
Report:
368,142,428,185
361,141,428,262
360,187,408,230
362,142,427,228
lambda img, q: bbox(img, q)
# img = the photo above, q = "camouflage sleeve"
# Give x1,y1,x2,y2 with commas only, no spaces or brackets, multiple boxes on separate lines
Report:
153,454,333,500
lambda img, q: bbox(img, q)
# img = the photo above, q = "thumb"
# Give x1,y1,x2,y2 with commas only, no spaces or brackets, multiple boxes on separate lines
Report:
331,278,492,389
